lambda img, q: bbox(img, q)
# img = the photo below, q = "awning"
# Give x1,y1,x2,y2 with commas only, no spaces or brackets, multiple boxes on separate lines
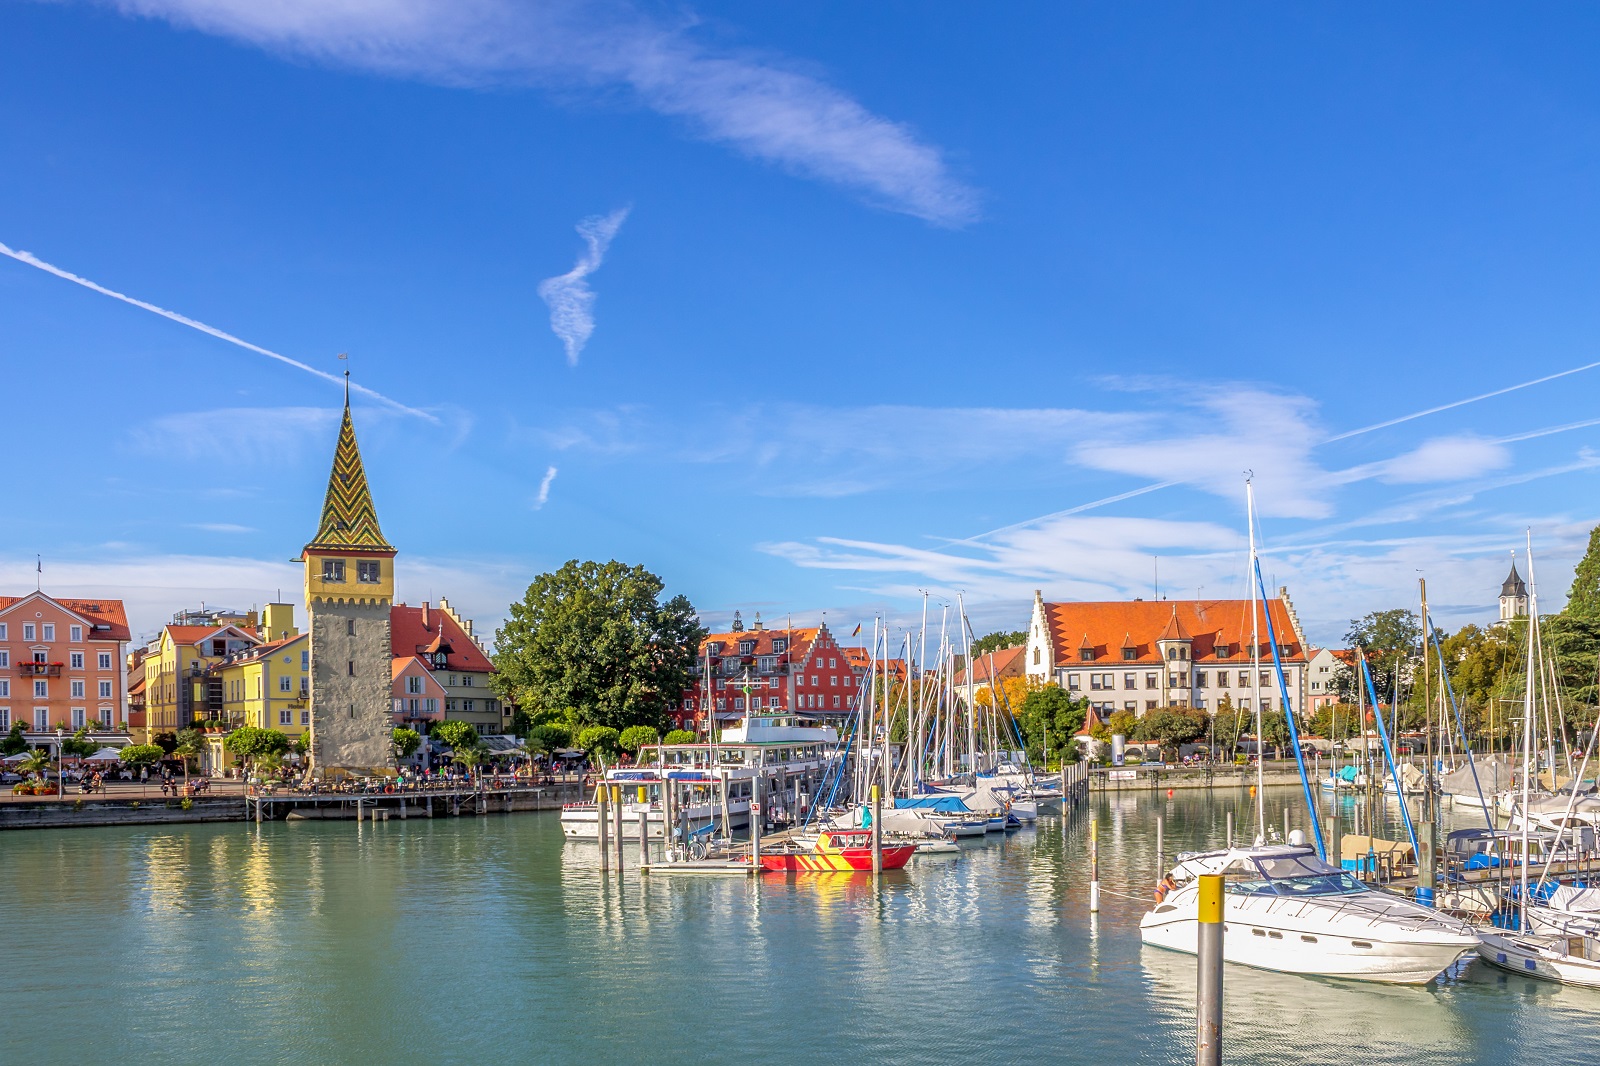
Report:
85,747,124,761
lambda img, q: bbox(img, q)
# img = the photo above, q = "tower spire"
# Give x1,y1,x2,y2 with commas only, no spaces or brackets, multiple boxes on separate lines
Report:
305,400,393,553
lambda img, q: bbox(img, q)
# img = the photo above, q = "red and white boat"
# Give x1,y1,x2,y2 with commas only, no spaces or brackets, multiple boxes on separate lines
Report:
758,829,916,873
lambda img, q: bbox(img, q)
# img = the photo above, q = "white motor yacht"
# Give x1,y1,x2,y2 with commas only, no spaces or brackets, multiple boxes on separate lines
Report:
1140,844,1478,984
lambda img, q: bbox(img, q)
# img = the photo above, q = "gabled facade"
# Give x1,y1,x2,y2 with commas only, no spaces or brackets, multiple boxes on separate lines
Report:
677,615,858,733
391,600,500,733
140,622,259,739
1024,588,1311,717
0,591,130,735
391,656,448,726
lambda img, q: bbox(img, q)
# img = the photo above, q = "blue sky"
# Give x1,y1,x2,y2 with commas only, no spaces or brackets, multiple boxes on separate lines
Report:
3,1,1599,647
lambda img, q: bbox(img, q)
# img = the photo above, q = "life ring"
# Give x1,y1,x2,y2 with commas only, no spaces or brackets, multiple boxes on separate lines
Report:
384,784,395,794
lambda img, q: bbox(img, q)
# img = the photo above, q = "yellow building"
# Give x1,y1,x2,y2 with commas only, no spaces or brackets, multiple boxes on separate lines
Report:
136,602,298,744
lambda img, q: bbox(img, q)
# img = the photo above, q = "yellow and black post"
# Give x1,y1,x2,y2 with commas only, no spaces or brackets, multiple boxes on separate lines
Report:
1196,872,1224,1066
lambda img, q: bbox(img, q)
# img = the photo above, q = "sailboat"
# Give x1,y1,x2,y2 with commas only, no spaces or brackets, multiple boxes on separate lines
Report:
1141,479,1478,984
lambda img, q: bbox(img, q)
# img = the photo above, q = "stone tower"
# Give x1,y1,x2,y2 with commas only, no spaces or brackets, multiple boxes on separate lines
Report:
301,390,396,772
1499,561,1529,623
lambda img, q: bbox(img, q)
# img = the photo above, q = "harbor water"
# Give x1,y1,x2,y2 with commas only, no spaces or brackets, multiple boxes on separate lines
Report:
2,784,1594,1064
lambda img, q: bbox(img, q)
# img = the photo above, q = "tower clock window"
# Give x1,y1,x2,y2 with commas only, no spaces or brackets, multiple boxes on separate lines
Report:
322,560,346,583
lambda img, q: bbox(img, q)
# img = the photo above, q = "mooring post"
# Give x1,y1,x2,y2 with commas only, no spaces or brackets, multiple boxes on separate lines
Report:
638,787,651,868
597,783,610,873
612,784,625,869
1284,807,1290,843
1195,873,1224,1066
870,784,883,877
1225,811,1233,849
1156,814,1164,875
1417,816,1437,907
751,776,763,870
1329,803,1342,872
1089,817,1101,912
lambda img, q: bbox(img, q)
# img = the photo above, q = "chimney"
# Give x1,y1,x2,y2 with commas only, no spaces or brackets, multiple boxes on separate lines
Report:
422,602,430,630
753,612,764,631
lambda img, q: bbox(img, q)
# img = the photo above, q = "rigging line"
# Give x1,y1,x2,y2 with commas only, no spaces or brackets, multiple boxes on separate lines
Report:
0,241,438,423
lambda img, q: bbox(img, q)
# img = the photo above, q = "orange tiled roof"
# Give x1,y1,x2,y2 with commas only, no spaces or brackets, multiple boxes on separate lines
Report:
1043,598,1305,666
841,646,909,680
390,604,493,673
0,594,132,641
952,644,1026,687
700,627,822,664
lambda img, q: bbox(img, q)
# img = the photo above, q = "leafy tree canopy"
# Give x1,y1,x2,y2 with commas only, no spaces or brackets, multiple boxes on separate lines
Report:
491,559,705,733
1,722,27,756
118,744,164,767
62,727,98,759
618,725,660,754
526,724,573,754
432,720,479,753
1014,684,1087,762
970,630,1027,658
663,729,697,746
390,728,422,760
1133,707,1207,756
151,732,177,754
1568,523,1600,619
577,726,621,763
223,726,290,762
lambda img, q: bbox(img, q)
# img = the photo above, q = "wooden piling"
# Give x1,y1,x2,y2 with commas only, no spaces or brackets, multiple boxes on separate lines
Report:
870,784,883,877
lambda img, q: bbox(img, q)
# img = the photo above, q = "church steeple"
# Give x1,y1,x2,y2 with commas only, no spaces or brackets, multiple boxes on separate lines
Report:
306,397,393,553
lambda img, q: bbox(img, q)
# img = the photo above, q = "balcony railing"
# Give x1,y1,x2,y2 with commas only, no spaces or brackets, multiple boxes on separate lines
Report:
16,662,62,677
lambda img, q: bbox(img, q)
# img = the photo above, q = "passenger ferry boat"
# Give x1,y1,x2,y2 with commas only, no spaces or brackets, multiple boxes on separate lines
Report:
559,712,840,841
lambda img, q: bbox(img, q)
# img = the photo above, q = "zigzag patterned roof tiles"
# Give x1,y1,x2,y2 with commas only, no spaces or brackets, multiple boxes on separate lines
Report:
306,400,393,553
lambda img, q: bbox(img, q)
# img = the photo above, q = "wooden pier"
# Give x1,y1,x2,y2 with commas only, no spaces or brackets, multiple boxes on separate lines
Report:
247,781,580,823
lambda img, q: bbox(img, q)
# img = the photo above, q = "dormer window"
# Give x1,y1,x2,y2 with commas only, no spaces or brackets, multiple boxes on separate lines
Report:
772,639,787,654
1215,644,1230,658
1079,649,1094,662
433,652,448,669
740,641,755,655
1122,648,1137,661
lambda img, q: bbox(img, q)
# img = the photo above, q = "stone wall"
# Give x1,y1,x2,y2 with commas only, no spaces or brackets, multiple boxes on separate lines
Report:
0,797,244,831
310,600,393,771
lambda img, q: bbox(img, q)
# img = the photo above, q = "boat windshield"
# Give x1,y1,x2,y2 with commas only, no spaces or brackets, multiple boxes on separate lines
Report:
1226,855,1367,897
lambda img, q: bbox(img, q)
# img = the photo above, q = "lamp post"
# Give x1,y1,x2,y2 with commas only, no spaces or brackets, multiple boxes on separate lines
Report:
55,726,64,798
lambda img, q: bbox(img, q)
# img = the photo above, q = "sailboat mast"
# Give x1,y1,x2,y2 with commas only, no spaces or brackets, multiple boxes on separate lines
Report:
1248,478,1266,840
1520,536,1536,932
959,592,976,781
1421,578,1433,824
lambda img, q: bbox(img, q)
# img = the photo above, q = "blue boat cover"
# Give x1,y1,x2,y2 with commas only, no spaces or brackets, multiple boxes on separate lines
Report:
892,796,973,813
1336,766,1359,782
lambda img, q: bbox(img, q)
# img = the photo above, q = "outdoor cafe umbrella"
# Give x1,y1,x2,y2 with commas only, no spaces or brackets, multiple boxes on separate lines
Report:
2,752,28,763
85,748,123,762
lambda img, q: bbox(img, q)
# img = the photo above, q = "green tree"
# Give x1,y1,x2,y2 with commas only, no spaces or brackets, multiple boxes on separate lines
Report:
432,720,480,753
1307,703,1361,742
21,746,53,783
526,723,573,754
62,727,98,759
0,722,26,756
390,727,422,768
663,729,697,745
118,744,164,768
618,725,660,756
1335,609,1422,701
577,725,621,763
151,732,177,754
970,630,1027,657
1210,696,1246,755
1133,707,1207,760
1016,685,1086,763
1568,524,1600,619
223,726,290,779
491,559,704,732
452,741,489,777
172,729,204,787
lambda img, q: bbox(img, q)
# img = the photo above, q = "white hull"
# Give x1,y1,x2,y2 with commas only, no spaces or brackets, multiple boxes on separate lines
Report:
1479,931,1600,986
1141,911,1472,985
559,802,737,840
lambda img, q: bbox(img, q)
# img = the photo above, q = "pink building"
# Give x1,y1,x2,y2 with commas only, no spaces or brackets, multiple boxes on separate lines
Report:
0,591,131,735
391,655,448,727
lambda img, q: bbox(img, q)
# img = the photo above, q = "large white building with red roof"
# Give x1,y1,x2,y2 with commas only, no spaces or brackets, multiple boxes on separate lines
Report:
1024,588,1311,718
0,591,131,735
677,612,860,733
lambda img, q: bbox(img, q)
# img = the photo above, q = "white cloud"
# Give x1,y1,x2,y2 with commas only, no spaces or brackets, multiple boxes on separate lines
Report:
129,406,339,463
538,208,628,365
186,523,256,534
1334,434,1512,486
99,0,978,225
534,465,558,509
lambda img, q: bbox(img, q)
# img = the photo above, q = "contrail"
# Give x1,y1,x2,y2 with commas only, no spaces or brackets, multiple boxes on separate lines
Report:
1322,359,1600,443
0,241,437,423
960,480,1180,543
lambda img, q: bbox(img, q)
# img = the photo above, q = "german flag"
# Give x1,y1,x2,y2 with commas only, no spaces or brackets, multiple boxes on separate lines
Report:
852,622,862,637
